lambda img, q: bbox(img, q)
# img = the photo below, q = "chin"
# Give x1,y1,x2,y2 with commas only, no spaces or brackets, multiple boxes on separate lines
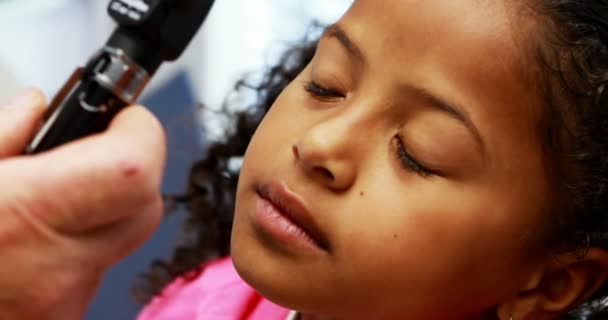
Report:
231,240,293,308
230,232,325,314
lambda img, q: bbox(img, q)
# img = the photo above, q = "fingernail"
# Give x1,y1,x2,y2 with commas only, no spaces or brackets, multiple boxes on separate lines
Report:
4,88,39,109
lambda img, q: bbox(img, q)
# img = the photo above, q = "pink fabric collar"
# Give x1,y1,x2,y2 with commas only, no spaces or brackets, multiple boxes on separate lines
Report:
137,257,291,320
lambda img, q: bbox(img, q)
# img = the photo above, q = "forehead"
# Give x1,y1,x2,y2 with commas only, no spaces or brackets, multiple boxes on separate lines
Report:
344,0,516,47
341,0,527,76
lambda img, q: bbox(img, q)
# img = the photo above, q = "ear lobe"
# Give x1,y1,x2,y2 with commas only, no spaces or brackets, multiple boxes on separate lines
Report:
496,269,545,320
498,248,608,319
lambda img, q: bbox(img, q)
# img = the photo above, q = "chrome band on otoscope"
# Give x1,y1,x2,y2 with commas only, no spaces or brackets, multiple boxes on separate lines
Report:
92,47,150,104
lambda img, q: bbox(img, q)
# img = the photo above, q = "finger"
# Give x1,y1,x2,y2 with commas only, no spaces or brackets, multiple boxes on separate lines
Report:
76,195,164,267
0,105,167,235
0,89,47,157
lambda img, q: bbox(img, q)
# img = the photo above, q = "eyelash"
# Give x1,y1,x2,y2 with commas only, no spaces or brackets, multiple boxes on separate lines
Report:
393,135,434,177
303,81,345,100
304,80,433,177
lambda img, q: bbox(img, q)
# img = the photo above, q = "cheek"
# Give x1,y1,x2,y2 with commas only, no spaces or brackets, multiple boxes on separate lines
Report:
241,77,314,166
331,175,543,312
236,77,312,207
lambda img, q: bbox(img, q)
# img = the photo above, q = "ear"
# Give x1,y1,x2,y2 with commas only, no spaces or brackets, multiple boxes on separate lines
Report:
497,247,608,320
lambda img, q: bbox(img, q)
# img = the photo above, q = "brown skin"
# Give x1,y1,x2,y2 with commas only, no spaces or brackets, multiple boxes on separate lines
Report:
232,0,608,319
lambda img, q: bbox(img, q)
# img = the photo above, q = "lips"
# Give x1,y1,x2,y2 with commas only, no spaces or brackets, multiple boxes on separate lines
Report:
255,181,329,251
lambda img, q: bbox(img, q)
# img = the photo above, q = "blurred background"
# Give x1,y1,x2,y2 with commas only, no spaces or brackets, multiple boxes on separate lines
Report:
0,0,351,319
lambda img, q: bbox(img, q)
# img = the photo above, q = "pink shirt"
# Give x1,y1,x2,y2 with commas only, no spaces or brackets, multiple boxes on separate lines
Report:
136,257,291,320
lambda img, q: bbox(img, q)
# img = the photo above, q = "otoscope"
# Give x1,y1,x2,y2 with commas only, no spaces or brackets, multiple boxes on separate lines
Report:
27,0,215,153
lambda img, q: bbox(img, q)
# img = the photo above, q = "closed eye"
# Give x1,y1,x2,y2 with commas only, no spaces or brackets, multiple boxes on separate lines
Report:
393,135,434,177
304,81,345,101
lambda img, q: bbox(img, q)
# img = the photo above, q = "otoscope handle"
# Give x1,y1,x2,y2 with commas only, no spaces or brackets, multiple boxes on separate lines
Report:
26,74,127,153
27,47,149,154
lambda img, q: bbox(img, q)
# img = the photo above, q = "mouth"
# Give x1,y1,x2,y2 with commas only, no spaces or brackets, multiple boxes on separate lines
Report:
254,181,330,251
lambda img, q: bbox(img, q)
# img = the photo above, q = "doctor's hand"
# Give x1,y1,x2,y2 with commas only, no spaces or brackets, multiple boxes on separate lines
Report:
0,89,166,320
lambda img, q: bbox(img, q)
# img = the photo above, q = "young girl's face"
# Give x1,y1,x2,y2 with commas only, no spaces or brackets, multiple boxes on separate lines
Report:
232,0,551,319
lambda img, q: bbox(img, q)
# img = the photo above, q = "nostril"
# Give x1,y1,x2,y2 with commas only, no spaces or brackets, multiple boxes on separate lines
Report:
293,143,336,182
314,166,334,181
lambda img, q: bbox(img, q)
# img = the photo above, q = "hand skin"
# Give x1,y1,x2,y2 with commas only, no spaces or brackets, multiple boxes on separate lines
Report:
0,89,166,320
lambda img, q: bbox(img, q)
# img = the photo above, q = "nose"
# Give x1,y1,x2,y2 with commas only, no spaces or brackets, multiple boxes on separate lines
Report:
292,120,358,191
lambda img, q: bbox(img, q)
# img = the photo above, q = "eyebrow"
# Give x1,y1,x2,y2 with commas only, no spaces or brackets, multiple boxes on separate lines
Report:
409,87,485,151
323,24,366,64
322,23,485,151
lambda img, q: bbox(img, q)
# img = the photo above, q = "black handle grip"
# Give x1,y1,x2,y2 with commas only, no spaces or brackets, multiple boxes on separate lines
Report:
27,74,127,154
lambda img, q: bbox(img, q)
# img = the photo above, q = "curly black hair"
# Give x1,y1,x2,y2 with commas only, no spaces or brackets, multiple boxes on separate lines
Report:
533,1,608,318
135,2,608,318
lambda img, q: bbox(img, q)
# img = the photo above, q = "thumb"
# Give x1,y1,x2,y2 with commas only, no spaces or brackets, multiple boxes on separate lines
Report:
0,105,167,235
0,89,47,157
